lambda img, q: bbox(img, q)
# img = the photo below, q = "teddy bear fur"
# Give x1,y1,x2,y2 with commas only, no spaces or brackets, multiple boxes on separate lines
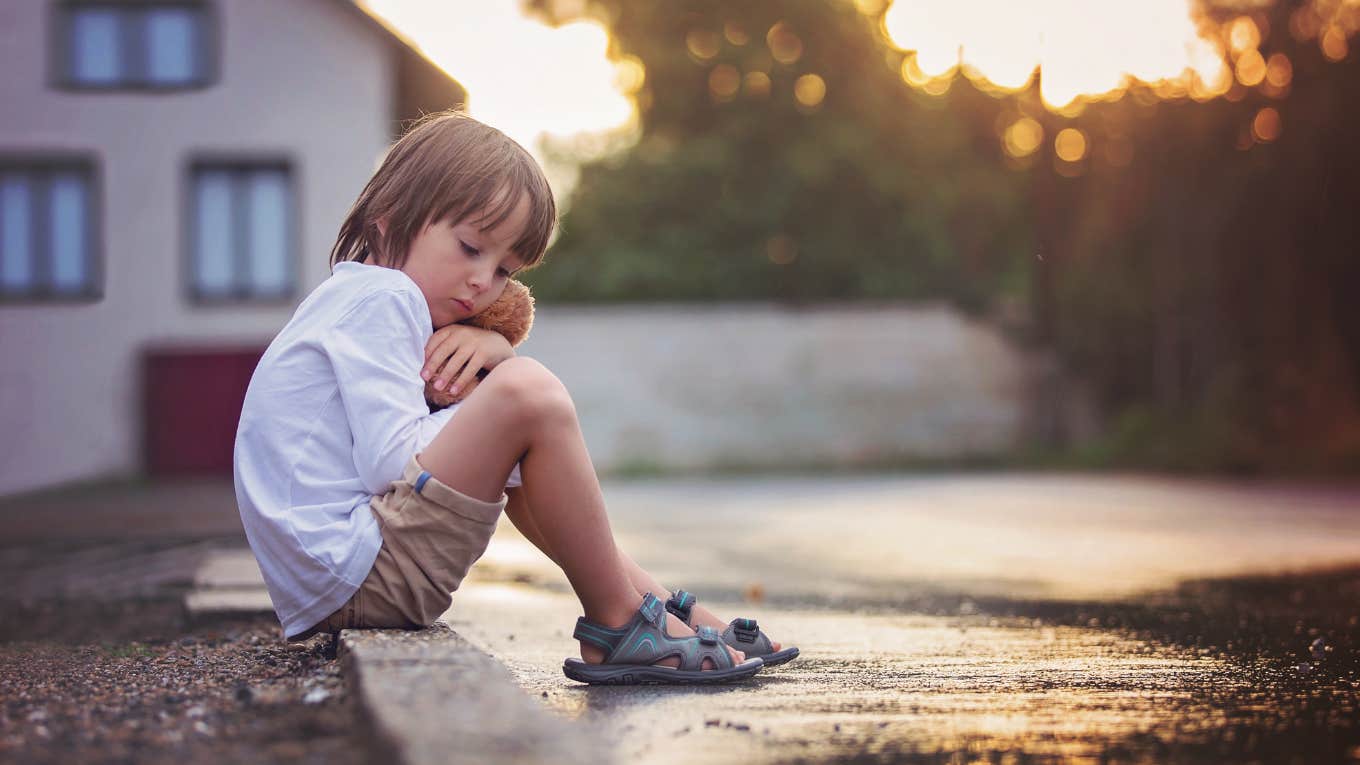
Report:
424,278,535,409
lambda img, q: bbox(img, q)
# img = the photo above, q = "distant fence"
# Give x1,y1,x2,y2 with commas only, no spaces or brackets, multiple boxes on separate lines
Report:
518,303,1039,474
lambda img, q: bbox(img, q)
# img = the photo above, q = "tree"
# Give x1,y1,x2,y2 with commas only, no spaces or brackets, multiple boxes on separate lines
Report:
522,0,1031,307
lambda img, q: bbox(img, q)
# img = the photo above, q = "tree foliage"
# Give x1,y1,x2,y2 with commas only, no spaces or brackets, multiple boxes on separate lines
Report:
522,0,1031,308
523,0,1360,473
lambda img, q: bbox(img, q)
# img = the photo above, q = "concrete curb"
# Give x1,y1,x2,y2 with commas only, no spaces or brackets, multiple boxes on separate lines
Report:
339,622,604,765
182,548,275,624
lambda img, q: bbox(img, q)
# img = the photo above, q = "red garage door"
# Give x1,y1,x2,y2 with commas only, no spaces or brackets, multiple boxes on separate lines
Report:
143,347,265,476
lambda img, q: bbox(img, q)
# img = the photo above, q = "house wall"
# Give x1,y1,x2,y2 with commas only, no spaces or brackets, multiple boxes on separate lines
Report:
0,0,395,495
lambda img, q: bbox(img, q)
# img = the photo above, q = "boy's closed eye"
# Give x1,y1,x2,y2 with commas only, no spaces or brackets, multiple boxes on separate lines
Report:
462,241,519,279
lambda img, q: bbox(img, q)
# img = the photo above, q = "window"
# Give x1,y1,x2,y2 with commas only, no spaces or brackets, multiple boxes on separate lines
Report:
0,158,100,301
188,161,296,302
55,2,215,90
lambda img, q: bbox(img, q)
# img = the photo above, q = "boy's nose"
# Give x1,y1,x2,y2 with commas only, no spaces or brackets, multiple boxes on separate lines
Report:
469,268,494,291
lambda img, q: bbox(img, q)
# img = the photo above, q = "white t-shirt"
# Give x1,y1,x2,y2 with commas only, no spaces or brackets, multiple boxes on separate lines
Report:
233,260,521,638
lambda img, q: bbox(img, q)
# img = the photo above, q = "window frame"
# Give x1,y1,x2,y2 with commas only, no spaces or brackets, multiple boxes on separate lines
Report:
0,153,104,304
49,0,220,92
182,155,301,306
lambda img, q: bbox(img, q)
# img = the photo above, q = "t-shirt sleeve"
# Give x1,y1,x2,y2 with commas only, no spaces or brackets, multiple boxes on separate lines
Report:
321,289,452,495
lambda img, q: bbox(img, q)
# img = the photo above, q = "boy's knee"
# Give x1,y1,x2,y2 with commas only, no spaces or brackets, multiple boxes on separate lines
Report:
483,357,575,424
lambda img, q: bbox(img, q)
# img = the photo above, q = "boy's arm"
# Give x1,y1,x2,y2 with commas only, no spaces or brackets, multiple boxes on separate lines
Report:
322,289,456,495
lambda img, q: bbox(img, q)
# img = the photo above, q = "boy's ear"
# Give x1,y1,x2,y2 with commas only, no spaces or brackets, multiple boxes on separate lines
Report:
375,216,388,237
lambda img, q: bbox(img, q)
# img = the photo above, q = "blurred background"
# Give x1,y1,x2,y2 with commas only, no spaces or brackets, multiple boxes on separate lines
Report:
3,5,1360,761
2,0,1359,499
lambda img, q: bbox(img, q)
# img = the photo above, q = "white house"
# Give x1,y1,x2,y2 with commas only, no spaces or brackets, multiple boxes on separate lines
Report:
0,0,464,496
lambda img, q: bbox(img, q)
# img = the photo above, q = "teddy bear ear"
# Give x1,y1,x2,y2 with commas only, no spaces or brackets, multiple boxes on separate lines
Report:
461,278,534,347
500,280,535,346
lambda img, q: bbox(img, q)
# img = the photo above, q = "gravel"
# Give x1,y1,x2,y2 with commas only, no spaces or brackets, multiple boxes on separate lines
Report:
0,612,363,765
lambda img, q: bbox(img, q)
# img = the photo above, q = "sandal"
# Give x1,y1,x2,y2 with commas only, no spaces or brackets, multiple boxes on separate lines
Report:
562,593,765,685
666,590,800,668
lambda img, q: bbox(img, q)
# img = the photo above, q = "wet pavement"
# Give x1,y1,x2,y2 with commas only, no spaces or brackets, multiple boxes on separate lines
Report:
450,473,1360,764
4,471,1360,762
449,572,1360,763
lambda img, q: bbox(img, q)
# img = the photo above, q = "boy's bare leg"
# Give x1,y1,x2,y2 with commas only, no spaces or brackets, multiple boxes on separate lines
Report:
417,358,742,667
505,487,781,652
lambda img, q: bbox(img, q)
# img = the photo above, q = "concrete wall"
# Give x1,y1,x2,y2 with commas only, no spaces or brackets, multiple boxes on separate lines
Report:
0,0,394,495
517,304,1035,474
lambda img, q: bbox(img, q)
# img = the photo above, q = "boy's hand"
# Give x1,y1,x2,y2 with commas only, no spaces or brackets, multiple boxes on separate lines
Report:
422,324,514,399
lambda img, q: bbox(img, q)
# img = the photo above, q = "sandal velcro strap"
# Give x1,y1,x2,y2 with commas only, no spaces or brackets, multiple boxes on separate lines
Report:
723,618,773,655
665,590,696,625
696,626,720,646
639,592,665,623
732,618,760,644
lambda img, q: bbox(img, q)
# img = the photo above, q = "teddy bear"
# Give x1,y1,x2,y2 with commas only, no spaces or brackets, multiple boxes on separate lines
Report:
424,279,535,409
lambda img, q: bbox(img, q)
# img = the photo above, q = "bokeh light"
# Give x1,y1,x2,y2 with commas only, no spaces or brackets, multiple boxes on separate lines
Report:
767,21,805,65
724,21,751,46
1265,54,1293,88
794,74,828,109
709,64,741,101
1236,49,1267,87
744,71,772,98
1003,117,1044,158
1253,106,1283,142
1054,128,1088,162
1229,16,1262,54
1322,26,1350,61
687,28,721,61
900,54,932,86
613,55,645,94
922,74,954,96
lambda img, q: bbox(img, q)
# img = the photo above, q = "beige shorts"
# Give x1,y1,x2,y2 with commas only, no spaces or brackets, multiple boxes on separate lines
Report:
293,455,506,639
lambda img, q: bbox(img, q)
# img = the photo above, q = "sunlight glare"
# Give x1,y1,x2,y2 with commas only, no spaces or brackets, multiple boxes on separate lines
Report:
358,1,636,169
881,0,1240,109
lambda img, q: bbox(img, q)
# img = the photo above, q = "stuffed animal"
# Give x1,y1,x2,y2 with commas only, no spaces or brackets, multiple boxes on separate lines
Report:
424,279,535,409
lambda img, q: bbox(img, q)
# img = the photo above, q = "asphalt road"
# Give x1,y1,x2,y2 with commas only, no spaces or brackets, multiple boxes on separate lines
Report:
449,472,1360,764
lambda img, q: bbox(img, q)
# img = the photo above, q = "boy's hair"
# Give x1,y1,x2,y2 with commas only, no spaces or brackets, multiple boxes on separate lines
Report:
329,110,556,271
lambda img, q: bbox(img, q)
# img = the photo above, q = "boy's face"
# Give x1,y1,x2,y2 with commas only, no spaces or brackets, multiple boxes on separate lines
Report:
396,194,530,329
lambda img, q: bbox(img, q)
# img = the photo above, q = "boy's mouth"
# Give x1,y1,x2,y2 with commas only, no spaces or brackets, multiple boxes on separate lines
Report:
453,298,473,312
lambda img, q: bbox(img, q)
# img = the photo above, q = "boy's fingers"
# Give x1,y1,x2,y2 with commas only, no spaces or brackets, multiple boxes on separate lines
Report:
434,348,473,390
424,326,457,358
449,353,484,395
424,335,468,380
424,325,471,362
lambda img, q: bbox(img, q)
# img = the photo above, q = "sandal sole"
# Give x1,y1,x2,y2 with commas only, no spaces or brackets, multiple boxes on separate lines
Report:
562,657,764,685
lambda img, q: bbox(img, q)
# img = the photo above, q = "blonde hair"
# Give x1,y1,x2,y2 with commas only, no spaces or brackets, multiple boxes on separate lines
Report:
329,110,556,271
